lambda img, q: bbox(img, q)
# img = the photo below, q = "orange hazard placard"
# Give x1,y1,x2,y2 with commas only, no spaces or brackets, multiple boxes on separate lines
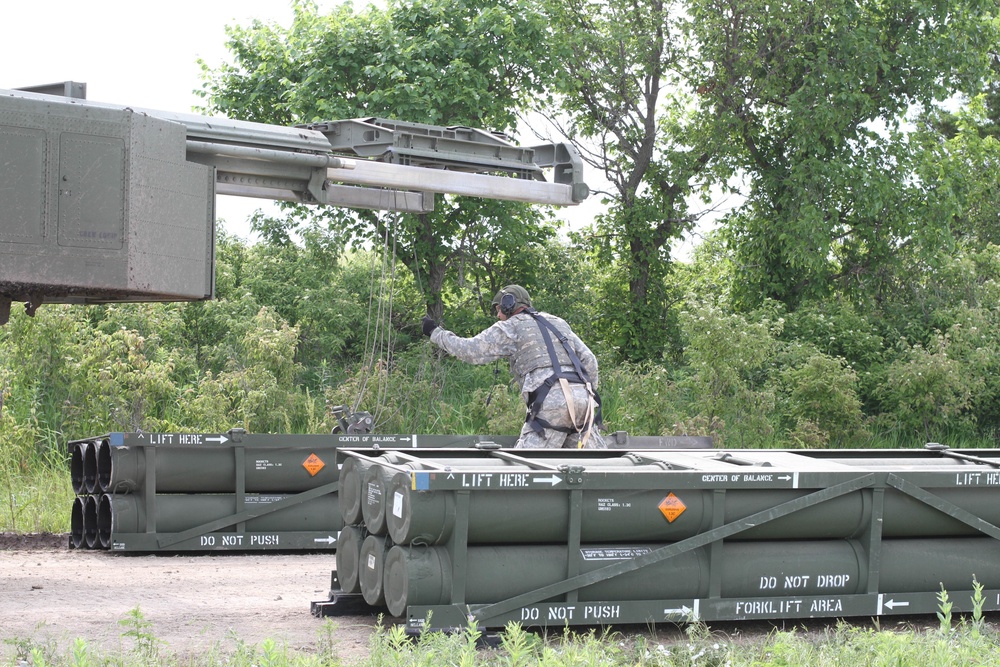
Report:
658,493,686,523
302,453,325,477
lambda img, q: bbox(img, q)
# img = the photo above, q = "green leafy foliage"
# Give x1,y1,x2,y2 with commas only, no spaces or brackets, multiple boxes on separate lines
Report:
677,301,780,446
779,352,868,447
686,0,998,308
199,0,560,321
599,364,682,437
7,0,1000,537
118,607,161,659
880,331,984,443
543,0,717,363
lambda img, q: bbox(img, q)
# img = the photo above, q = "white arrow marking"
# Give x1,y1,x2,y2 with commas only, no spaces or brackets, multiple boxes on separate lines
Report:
664,605,692,616
206,435,229,444
447,473,455,480
884,599,909,610
778,475,792,481
313,536,337,545
533,475,562,486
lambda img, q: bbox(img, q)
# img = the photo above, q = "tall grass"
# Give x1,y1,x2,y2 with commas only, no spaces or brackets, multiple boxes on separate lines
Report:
0,464,72,533
5,608,1000,666
6,348,997,533
0,426,72,533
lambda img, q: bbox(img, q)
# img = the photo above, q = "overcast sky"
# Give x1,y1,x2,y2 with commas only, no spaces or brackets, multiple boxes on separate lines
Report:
3,1,342,239
3,0,616,247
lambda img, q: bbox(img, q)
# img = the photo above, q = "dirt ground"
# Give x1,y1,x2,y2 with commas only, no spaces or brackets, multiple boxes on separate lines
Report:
0,534,378,662
4,534,977,664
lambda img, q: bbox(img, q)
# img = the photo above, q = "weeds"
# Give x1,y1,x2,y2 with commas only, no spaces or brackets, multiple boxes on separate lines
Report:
315,619,343,664
68,639,91,667
118,607,161,659
970,576,986,637
2,633,58,667
496,622,541,666
3,615,1000,667
936,584,954,634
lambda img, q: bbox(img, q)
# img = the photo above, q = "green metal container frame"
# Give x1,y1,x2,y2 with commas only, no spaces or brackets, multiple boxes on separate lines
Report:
315,445,1000,631
75,432,324,552
69,430,709,552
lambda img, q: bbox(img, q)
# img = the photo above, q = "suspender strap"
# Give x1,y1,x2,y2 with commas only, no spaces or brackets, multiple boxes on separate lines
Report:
527,309,591,385
522,310,603,445
526,310,603,426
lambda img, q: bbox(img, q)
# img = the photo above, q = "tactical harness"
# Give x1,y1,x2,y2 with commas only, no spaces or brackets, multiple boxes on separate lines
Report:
523,309,603,448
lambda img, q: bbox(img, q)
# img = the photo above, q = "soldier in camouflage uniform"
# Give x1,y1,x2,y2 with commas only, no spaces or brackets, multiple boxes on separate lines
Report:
422,285,605,449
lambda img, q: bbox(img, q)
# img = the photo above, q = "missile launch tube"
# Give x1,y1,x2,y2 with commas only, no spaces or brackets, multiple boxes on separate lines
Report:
70,497,85,549
340,453,508,527
383,538,1000,617
103,493,342,538
83,441,99,494
96,439,113,492
339,450,744,526
350,454,675,538
360,465,394,536
359,535,392,607
83,495,99,549
99,444,339,493
339,457,375,525
70,441,87,495
96,493,113,549
387,478,1000,544
335,524,366,594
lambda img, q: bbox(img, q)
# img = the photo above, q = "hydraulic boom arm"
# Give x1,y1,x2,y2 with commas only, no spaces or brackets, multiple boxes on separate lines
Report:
0,85,587,324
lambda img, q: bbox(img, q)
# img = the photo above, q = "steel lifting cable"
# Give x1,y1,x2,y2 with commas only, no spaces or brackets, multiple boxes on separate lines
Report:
405,208,444,415
372,211,400,419
353,190,405,422
378,191,444,429
355,205,390,417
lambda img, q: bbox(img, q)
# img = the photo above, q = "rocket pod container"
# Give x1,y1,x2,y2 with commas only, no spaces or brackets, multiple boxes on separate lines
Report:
314,445,1000,631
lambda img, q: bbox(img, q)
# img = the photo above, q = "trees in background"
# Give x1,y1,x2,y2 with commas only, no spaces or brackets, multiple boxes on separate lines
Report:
686,0,996,310
5,229,1000,459
540,0,719,361
4,0,1000,459
199,0,559,321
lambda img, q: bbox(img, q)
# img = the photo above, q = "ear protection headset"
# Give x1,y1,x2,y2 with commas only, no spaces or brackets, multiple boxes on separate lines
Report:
499,291,517,317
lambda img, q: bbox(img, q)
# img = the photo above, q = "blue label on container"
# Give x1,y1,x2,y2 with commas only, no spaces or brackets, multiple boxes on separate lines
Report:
413,472,431,490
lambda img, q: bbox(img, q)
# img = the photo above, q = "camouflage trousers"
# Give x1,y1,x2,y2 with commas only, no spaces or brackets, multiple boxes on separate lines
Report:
515,382,606,449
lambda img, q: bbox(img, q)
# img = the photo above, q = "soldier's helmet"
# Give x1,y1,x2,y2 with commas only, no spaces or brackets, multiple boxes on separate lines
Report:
491,285,532,316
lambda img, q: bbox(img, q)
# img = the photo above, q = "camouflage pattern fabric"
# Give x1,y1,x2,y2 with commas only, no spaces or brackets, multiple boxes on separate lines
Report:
430,311,606,449
514,382,606,449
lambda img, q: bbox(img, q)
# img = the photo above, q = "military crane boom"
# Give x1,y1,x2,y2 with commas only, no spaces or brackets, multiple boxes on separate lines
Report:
0,84,587,324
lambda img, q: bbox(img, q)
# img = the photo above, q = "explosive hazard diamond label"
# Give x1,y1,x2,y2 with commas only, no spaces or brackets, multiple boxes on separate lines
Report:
658,493,686,523
302,453,325,477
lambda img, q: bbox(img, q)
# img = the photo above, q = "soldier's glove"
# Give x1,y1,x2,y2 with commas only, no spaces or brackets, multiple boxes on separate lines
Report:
422,315,439,337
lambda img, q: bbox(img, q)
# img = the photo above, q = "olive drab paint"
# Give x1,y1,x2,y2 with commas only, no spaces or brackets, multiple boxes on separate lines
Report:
68,431,710,552
314,445,1000,632
0,88,590,325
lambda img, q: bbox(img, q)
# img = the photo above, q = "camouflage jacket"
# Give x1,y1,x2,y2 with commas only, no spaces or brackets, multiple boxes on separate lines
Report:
430,311,599,400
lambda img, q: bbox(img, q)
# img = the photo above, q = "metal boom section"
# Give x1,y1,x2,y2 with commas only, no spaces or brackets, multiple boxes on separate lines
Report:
0,85,587,323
